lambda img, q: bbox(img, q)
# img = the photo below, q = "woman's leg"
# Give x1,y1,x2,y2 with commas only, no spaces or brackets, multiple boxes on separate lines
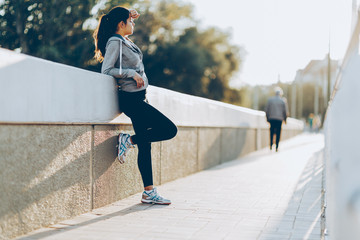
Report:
118,92,151,187
129,100,177,145
136,142,153,187
128,101,177,187
119,90,177,145
130,112,153,187
118,91,177,193
119,94,176,188
118,91,174,204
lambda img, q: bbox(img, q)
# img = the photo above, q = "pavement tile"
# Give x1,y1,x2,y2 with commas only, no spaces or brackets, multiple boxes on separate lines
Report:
224,230,261,240
258,232,292,240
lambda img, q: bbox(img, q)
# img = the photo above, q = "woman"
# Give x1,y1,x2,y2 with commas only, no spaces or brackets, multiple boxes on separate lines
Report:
93,6,177,205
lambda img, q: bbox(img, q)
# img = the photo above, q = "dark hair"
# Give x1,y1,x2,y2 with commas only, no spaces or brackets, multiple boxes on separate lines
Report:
93,6,130,62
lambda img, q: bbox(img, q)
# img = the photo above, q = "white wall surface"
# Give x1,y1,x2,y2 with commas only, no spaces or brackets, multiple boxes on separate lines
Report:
0,48,119,124
0,48,303,130
324,8,360,240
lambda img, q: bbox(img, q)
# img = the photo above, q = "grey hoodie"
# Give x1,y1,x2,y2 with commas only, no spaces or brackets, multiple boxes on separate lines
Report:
101,35,148,92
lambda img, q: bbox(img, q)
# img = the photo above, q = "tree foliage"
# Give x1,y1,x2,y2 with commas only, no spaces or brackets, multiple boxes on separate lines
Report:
124,0,243,100
1,0,94,67
0,0,244,103
143,27,242,100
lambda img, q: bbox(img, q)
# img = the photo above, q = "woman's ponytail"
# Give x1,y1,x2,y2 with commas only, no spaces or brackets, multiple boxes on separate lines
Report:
93,14,109,62
93,7,130,62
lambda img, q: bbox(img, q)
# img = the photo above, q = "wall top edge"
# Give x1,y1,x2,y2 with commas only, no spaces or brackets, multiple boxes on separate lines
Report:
0,120,304,130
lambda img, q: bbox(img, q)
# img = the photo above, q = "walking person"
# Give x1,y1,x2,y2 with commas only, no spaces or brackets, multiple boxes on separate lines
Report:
265,87,289,152
93,6,177,204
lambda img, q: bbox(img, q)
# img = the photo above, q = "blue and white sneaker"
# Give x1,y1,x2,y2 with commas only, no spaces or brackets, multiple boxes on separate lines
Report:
141,188,171,205
117,133,135,164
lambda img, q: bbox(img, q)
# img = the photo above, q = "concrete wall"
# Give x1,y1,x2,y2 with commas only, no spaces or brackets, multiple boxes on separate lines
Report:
0,48,303,239
324,8,360,240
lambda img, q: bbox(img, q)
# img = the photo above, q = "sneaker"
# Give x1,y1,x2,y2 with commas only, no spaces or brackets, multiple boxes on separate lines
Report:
117,133,135,164
141,188,171,205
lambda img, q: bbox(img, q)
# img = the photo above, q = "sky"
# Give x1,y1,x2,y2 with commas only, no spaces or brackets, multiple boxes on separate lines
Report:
186,0,357,87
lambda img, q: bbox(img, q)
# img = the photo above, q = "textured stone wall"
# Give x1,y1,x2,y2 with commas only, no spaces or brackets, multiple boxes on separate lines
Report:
0,125,92,239
0,123,301,239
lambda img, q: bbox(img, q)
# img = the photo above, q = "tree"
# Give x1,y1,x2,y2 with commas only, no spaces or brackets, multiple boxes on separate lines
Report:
0,0,136,69
143,26,242,100
129,0,193,52
0,0,95,67
1,0,245,104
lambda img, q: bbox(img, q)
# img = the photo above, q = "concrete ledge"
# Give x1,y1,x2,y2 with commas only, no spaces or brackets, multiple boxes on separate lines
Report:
0,48,304,130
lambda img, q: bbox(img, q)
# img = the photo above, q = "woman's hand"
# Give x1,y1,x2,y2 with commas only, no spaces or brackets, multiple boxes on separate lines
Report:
130,9,140,19
133,73,145,88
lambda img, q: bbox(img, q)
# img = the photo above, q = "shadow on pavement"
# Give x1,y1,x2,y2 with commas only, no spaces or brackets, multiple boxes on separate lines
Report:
261,149,324,239
16,203,169,240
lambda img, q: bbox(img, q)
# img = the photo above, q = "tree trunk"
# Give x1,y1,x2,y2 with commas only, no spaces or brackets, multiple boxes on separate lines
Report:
15,1,29,53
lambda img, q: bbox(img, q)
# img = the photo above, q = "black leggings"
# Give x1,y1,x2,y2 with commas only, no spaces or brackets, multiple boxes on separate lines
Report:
269,119,282,149
118,90,177,187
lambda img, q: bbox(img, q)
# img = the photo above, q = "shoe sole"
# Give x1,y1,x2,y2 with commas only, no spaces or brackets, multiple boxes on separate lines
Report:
141,200,171,205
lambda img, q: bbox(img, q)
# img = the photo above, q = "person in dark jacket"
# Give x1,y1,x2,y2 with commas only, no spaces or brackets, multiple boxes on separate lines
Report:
265,87,289,152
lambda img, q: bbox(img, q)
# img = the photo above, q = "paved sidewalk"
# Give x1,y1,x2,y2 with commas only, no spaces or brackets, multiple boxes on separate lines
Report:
16,133,324,240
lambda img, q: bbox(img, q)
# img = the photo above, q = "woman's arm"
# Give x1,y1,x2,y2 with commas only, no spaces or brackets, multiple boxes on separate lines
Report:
101,40,137,79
